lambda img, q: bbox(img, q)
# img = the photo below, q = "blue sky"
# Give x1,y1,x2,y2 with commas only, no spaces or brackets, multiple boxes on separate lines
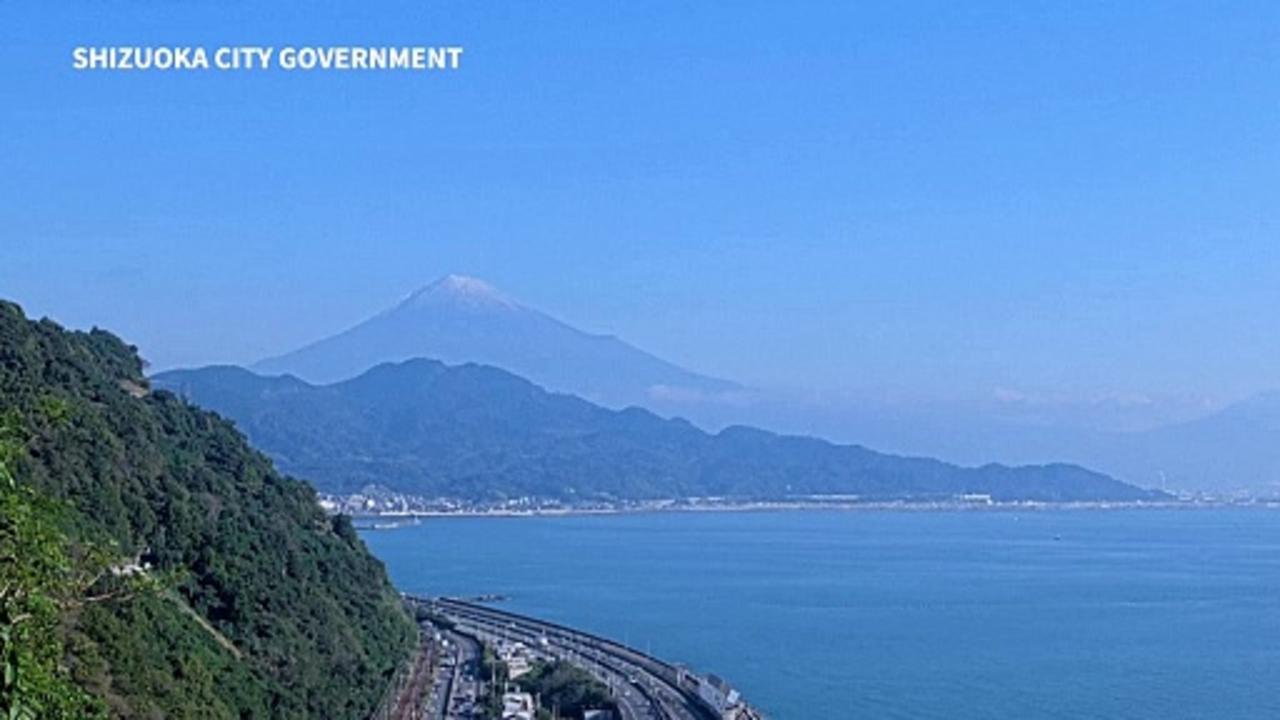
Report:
2,1,1278,426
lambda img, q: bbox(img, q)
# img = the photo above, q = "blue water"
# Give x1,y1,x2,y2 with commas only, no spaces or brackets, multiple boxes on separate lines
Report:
362,509,1280,719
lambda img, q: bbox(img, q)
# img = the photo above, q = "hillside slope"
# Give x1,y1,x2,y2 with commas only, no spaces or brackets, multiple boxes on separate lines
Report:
0,301,415,718
156,360,1162,503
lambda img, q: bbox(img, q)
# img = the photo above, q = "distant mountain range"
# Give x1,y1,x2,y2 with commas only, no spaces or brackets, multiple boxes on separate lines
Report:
253,274,740,409
244,274,1276,496
1078,392,1280,496
718,394,1280,497
154,360,1162,503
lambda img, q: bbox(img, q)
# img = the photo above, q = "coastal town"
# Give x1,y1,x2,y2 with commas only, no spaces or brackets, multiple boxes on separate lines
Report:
318,485,1260,524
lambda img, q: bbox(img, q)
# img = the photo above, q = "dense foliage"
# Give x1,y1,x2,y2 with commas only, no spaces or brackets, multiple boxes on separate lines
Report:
0,301,416,718
1,421,107,719
156,361,1163,502
516,661,616,720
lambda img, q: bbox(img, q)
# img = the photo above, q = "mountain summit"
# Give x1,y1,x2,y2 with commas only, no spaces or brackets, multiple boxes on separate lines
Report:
253,274,740,408
397,274,518,310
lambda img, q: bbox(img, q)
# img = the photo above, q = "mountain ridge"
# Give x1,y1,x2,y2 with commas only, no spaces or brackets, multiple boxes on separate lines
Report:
156,359,1163,503
1077,391,1280,495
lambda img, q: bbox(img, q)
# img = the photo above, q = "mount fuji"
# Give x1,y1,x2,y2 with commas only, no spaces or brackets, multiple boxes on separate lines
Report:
253,274,741,409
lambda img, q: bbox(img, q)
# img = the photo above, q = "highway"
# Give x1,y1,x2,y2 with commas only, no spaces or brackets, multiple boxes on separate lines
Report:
423,597,720,720
446,616,650,720
436,630,483,719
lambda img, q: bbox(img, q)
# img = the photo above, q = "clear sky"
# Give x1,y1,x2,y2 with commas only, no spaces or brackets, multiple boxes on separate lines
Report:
3,1,1278,426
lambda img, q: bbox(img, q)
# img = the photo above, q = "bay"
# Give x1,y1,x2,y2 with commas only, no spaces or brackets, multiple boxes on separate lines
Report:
362,509,1280,719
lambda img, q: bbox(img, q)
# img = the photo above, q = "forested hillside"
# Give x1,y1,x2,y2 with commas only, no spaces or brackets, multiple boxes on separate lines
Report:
0,301,415,718
156,360,1163,503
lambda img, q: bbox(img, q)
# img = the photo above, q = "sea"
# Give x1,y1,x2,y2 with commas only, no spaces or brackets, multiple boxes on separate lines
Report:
361,508,1279,719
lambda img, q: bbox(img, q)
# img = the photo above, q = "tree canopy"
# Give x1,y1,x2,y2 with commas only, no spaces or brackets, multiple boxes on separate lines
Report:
0,300,415,718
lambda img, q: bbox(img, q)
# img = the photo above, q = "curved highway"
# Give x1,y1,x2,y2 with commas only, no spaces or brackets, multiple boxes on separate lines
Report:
420,597,724,720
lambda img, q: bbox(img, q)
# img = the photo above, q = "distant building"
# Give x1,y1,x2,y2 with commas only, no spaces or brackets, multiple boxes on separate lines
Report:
696,674,741,716
506,655,532,679
498,641,534,679
502,691,535,720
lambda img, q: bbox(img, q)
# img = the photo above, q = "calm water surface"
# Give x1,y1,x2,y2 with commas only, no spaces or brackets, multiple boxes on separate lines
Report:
362,509,1279,719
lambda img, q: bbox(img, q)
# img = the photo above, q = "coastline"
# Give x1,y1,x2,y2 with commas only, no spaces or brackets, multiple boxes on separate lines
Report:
348,497,1280,525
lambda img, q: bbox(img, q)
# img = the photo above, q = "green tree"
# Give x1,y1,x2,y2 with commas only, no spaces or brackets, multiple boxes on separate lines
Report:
0,299,415,717
516,660,615,719
0,419,106,719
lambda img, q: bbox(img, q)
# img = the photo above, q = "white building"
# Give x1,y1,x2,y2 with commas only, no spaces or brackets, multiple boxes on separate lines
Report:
502,691,535,720
497,641,534,679
697,674,741,716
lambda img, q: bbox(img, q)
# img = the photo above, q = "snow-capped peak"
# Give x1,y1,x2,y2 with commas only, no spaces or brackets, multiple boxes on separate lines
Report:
399,274,517,310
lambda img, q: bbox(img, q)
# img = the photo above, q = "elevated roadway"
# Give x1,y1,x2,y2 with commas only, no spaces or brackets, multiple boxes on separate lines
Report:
418,597,727,720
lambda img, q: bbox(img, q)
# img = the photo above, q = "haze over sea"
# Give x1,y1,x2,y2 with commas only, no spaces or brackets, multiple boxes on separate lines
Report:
363,509,1279,719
